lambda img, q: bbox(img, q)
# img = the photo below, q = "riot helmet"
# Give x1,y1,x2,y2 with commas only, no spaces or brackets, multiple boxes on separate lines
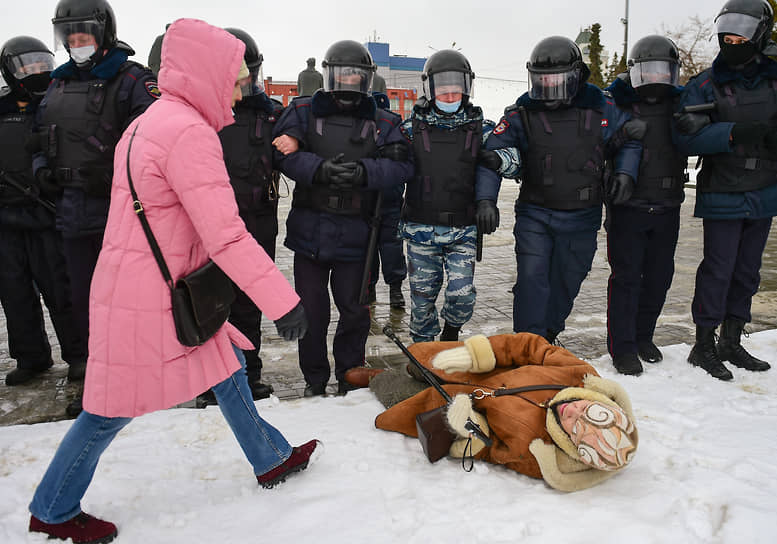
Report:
526,36,589,102
421,49,474,114
52,0,117,68
715,0,774,51
0,36,55,100
628,35,680,100
225,28,264,96
321,40,376,96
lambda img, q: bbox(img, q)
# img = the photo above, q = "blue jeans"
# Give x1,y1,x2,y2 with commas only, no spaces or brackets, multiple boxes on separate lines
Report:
29,346,292,524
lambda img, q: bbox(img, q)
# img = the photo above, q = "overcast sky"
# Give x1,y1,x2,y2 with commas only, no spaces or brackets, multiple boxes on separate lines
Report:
13,0,717,82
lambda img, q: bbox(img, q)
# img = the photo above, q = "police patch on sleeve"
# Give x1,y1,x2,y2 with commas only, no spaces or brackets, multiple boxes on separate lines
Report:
493,120,509,135
601,119,609,127
145,80,161,99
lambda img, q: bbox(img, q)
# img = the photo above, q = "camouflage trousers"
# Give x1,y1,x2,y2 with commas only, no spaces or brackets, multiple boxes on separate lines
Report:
402,222,477,342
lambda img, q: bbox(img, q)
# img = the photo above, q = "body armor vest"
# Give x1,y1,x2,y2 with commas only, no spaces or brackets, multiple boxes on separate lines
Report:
219,104,278,214
292,112,378,215
699,76,777,193
0,109,36,206
520,106,605,210
629,100,686,204
403,116,480,227
39,63,136,197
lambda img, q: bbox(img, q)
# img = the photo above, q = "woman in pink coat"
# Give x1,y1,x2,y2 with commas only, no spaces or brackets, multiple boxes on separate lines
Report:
27,19,316,544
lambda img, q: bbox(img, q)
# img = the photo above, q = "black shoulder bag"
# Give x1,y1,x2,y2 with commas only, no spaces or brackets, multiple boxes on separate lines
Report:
126,126,235,347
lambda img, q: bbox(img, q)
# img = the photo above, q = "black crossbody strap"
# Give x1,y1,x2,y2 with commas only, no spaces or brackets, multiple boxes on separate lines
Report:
126,126,174,291
493,384,566,396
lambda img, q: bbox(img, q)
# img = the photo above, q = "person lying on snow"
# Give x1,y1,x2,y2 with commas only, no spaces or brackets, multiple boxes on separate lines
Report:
364,332,638,492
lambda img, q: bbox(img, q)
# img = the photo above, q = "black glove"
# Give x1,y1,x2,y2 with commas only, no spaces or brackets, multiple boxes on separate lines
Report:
730,122,770,147
607,173,635,205
477,149,502,171
313,154,349,185
475,200,499,234
274,302,308,341
621,119,648,140
379,142,408,162
35,168,62,197
673,112,711,135
328,161,367,190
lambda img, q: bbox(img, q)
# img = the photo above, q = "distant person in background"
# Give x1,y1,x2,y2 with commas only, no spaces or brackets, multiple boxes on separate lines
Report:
673,0,776,380
297,56,323,97
372,71,387,94
146,23,171,75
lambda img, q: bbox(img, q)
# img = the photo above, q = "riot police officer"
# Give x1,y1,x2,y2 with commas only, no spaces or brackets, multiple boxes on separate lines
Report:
0,36,87,386
32,0,158,415
218,28,288,399
484,36,643,343
604,36,687,375
273,40,412,396
674,0,776,380
399,49,511,343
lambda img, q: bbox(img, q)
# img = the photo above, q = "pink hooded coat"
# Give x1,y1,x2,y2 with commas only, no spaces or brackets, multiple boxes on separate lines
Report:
83,19,300,417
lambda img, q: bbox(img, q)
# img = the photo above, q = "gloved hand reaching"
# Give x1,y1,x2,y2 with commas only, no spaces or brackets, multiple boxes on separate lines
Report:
313,153,348,185
673,112,711,135
330,161,367,190
475,200,499,234
477,149,502,171
607,173,635,205
274,302,308,341
620,118,648,140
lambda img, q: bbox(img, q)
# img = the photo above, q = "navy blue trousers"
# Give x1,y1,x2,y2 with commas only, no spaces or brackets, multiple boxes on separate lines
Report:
512,202,601,336
293,253,369,386
606,206,680,356
692,217,772,327
228,212,278,375
60,233,103,359
368,209,407,289
0,227,86,369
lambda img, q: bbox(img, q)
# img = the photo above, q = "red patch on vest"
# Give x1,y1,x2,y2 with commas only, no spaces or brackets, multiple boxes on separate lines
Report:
144,81,161,98
493,120,509,135
601,119,609,127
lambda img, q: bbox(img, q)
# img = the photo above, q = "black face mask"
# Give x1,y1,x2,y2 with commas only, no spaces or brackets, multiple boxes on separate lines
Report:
720,41,758,68
636,84,672,102
19,73,51,96
332,91,362,111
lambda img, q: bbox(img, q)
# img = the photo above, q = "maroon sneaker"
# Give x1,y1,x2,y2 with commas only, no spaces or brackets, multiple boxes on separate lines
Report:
29,512,117,543
257,439,319,489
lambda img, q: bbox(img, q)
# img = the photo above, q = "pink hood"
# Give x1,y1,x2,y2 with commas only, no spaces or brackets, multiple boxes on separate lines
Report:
158,18,244,132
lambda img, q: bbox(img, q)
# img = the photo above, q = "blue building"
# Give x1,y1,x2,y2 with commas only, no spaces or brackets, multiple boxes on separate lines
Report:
365,41,426,117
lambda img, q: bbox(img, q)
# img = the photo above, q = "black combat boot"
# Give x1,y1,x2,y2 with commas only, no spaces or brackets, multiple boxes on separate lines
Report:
5,361,52,386
389,282,405,309
244,350,274,399
717,318,771,371
637,340,663,363
688,326,733,381
612,353,643,376
440,322,461,342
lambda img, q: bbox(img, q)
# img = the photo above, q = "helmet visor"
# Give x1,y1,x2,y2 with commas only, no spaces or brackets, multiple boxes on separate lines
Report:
629,60,679,88
423,70,473,101
53,19,104,51
715,12,762,41
6,51,55,81
323,65,374,94
528,69,580,101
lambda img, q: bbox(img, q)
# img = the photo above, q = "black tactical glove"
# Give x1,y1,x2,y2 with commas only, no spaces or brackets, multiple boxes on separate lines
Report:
330,161,367,190
35,167,62,197
274,302,308,341
477,149,502,172
607,173,635,205
673,112,711,135
730,122,770,147
621,118,648,140
475,200,499,234
313,153,349,185
379,142,409,162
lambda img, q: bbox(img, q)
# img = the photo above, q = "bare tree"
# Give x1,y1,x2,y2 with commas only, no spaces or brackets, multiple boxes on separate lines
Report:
662,15,716,84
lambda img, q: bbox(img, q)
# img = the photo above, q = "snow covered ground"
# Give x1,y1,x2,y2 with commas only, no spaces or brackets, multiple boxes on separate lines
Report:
2,331,776,543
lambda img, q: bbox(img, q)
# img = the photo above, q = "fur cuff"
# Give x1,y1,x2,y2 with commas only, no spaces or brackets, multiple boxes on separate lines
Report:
529,439,616,492
464,335,496,373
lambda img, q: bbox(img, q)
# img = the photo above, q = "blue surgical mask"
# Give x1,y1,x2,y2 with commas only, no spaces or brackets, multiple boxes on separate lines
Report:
435,98,461,113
